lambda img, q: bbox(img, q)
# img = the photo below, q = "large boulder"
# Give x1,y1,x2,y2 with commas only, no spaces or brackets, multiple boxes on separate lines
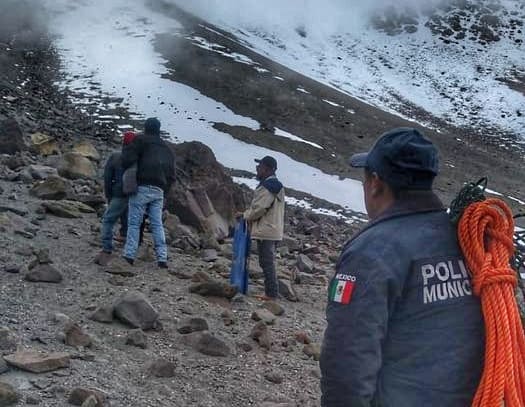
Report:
72,140,100,162
58,152,96,179
167,186,230,240
166,142,249,238
30,176,68,200
0,118,26,154
29,164,58,180
30,133,60,156
113,291,159,330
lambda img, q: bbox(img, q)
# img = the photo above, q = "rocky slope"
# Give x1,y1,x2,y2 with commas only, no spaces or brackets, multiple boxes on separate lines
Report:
1,2,525,406
0,27,357,407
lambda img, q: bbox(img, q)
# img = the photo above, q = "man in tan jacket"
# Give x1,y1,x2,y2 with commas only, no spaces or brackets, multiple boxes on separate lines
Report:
243,156,285,299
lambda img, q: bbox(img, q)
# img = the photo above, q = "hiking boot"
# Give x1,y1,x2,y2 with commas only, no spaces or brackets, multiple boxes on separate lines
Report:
123,256,134,266
94,251,112,266
158,261,168,269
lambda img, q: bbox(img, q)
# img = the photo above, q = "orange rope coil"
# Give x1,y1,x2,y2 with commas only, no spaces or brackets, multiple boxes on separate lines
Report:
458,198,525,407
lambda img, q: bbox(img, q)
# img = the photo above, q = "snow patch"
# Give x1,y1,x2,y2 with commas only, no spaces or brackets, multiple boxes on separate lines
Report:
274,127,324,149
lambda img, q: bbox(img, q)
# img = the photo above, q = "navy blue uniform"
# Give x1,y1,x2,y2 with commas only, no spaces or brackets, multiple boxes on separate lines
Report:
320,191,484,407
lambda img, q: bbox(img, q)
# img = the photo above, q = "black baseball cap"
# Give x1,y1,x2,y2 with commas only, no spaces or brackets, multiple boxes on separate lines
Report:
255,155,277,171
144,117,161,136
349,127,439,190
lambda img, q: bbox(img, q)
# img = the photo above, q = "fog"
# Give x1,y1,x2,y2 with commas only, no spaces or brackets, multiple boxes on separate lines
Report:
168,0,443,38
0,0,49,47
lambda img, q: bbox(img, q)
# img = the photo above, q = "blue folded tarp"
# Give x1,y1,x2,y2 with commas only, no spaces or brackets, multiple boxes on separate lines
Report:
230,219,250,294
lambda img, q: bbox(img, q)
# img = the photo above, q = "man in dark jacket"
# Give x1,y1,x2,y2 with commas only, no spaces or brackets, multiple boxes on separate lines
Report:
121,117,175,268
320,128,484,407
95,131,136,266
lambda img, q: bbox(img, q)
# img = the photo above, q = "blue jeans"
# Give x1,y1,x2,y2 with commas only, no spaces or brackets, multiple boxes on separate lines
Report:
124,185,167,262
101,197,128,253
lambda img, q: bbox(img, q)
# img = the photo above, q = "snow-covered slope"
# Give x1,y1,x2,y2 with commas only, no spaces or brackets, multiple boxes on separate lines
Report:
172,0,525,140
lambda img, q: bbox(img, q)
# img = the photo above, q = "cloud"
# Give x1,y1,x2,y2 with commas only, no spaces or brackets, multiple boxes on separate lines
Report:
167,0,444,37
0,0,49,47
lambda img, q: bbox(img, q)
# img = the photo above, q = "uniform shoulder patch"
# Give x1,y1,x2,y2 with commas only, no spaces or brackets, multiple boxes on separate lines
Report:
329,274,356,304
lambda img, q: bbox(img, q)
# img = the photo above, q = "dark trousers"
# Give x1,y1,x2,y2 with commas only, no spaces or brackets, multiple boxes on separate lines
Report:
257,240,278,298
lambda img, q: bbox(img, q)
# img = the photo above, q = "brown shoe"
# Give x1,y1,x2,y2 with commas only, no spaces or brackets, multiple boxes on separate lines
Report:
94,251,112,266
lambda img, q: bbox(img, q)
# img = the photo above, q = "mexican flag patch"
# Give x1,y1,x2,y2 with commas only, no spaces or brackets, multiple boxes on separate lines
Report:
329,279,355,304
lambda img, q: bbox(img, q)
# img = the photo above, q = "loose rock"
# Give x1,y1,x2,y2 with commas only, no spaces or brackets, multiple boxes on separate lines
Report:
4,350,70,373
177,318,209,334
148,359,176,378
303,343,321,361
0,328,18,354
64,323,92,348
181,332,230,357
68,387,106,406
113,291,159,330
264,371,284,384
89,305,114,323
251,309,277,325
263,301,285,316
24,264,63,283
250,322,272,350
126,329,147,349
296,254,314,274
0,359,8,374
0,382,18,406
278,279,299,302
189,281,237,299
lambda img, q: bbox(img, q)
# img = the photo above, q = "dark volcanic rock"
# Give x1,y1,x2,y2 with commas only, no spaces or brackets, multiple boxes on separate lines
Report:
278,279,299,302
57,152,96,180
0,118,26,154
113,291,159,330
24,264,63,283
0,328,18,354
126,329,148,349
68,387,106,406
177,317,209,334
30,175,67,200
165,141,248,239
250,321,272,350
64,323,92,348
181,332,230,357
148,359,176,378
0,382,18,406
189,281,237,299
89,305,114,323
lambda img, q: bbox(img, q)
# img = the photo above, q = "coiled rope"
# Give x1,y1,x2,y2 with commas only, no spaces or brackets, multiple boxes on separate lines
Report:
455,183,525,406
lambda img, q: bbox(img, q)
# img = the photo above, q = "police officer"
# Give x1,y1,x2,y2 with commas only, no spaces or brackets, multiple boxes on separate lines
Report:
320,128,484,406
